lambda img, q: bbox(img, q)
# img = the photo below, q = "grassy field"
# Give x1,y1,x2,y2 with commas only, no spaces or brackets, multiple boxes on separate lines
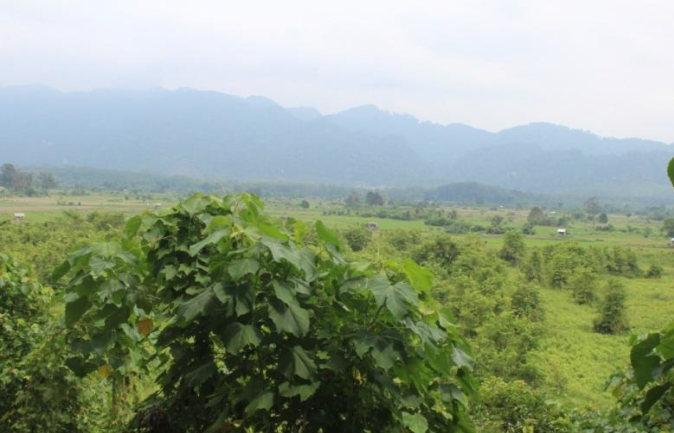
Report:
0,193,179,223
3,192,673,411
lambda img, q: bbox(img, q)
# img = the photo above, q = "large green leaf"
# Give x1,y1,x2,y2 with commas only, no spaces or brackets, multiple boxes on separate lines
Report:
367,277,418,319
631,333,662,388
262,238,302,268
181,195,211,216
189,229,229,256
352,334,400,370
125,214,142,238
268,298,310,336
52,260,71,282
177,287,217,323
315,220,340,247
184,361,217,388
402,412,428,433
214,283,253,316
278,381,319,402
222,323,262,354
279,346,317,379
273,280,297,305
228,258,259,280
668,157,674,188
403,259,433,292
65,297,91,326
641,383,671,414
245,391,274,415
315,221,345,263
451,346,473,370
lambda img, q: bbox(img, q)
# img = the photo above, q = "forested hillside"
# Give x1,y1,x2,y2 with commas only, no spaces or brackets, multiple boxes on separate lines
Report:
1,85,672,197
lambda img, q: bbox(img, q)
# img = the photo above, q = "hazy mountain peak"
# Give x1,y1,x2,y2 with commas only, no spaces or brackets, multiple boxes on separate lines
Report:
245,95,281,108
287,107,322,122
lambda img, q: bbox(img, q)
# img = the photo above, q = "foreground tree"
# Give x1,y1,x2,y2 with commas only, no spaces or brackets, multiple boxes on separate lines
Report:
55,194,477,432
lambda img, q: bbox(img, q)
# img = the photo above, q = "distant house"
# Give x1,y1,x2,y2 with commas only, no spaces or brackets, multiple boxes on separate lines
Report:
557,228,567,236
13,213,25,222
669,238,674,247
366,222,379,231
153,203,162,210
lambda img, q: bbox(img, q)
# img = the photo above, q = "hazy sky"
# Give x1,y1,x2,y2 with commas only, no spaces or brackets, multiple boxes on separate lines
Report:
2,0,673,142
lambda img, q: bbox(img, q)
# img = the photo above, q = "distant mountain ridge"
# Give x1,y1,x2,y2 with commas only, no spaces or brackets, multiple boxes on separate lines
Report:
1,85,672,198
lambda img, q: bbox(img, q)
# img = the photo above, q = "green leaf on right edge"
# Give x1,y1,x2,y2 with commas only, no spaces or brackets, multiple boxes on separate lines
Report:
668,157,674,188
641,383,671,414
631,333,661,389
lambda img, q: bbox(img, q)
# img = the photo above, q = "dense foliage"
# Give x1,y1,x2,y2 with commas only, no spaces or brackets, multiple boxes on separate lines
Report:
0,254,81,432
55,194,477,432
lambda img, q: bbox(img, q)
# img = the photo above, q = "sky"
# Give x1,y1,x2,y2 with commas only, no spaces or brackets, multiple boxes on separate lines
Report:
1,0,673,143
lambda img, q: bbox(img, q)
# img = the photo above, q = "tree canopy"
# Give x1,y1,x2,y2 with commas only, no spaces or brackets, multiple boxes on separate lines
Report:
55,193,477,432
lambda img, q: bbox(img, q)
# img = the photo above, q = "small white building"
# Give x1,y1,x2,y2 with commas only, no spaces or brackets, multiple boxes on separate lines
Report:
13,213,25,222
557,228,567,236
669,238,674,247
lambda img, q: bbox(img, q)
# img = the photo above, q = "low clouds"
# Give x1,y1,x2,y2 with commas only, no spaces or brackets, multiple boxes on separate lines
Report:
1,0,673,142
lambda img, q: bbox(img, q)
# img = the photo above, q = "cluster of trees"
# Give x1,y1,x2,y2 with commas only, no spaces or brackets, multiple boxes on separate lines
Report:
0,163,57,195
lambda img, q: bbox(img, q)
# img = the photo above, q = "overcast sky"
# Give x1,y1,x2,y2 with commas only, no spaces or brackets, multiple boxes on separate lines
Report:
1,0,673,142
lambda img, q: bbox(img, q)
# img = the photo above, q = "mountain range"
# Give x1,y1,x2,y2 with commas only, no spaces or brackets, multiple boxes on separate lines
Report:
1,85,672,198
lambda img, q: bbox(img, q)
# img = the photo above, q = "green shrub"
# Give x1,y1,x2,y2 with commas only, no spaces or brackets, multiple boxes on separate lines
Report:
474,377,571,432
0,254,82,432
593,280,629,334
499,231,526,265
56,194,477,432
511,284,544,322
340,225,372,252
646,264,664,279
568,268,599,305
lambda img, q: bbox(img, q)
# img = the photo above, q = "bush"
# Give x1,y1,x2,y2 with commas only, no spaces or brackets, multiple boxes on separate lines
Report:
341,225,372,252
474,377,571,432
511,284,544,322
646,264,664,279
521,222,536,235
499,231,526,265
56,194,477,432
593,280,629,334
568,268,599,305
522,251,543,284
0,254,82,432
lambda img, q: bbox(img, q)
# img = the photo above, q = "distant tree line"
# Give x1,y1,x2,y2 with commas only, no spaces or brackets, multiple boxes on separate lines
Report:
0,163,57,195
